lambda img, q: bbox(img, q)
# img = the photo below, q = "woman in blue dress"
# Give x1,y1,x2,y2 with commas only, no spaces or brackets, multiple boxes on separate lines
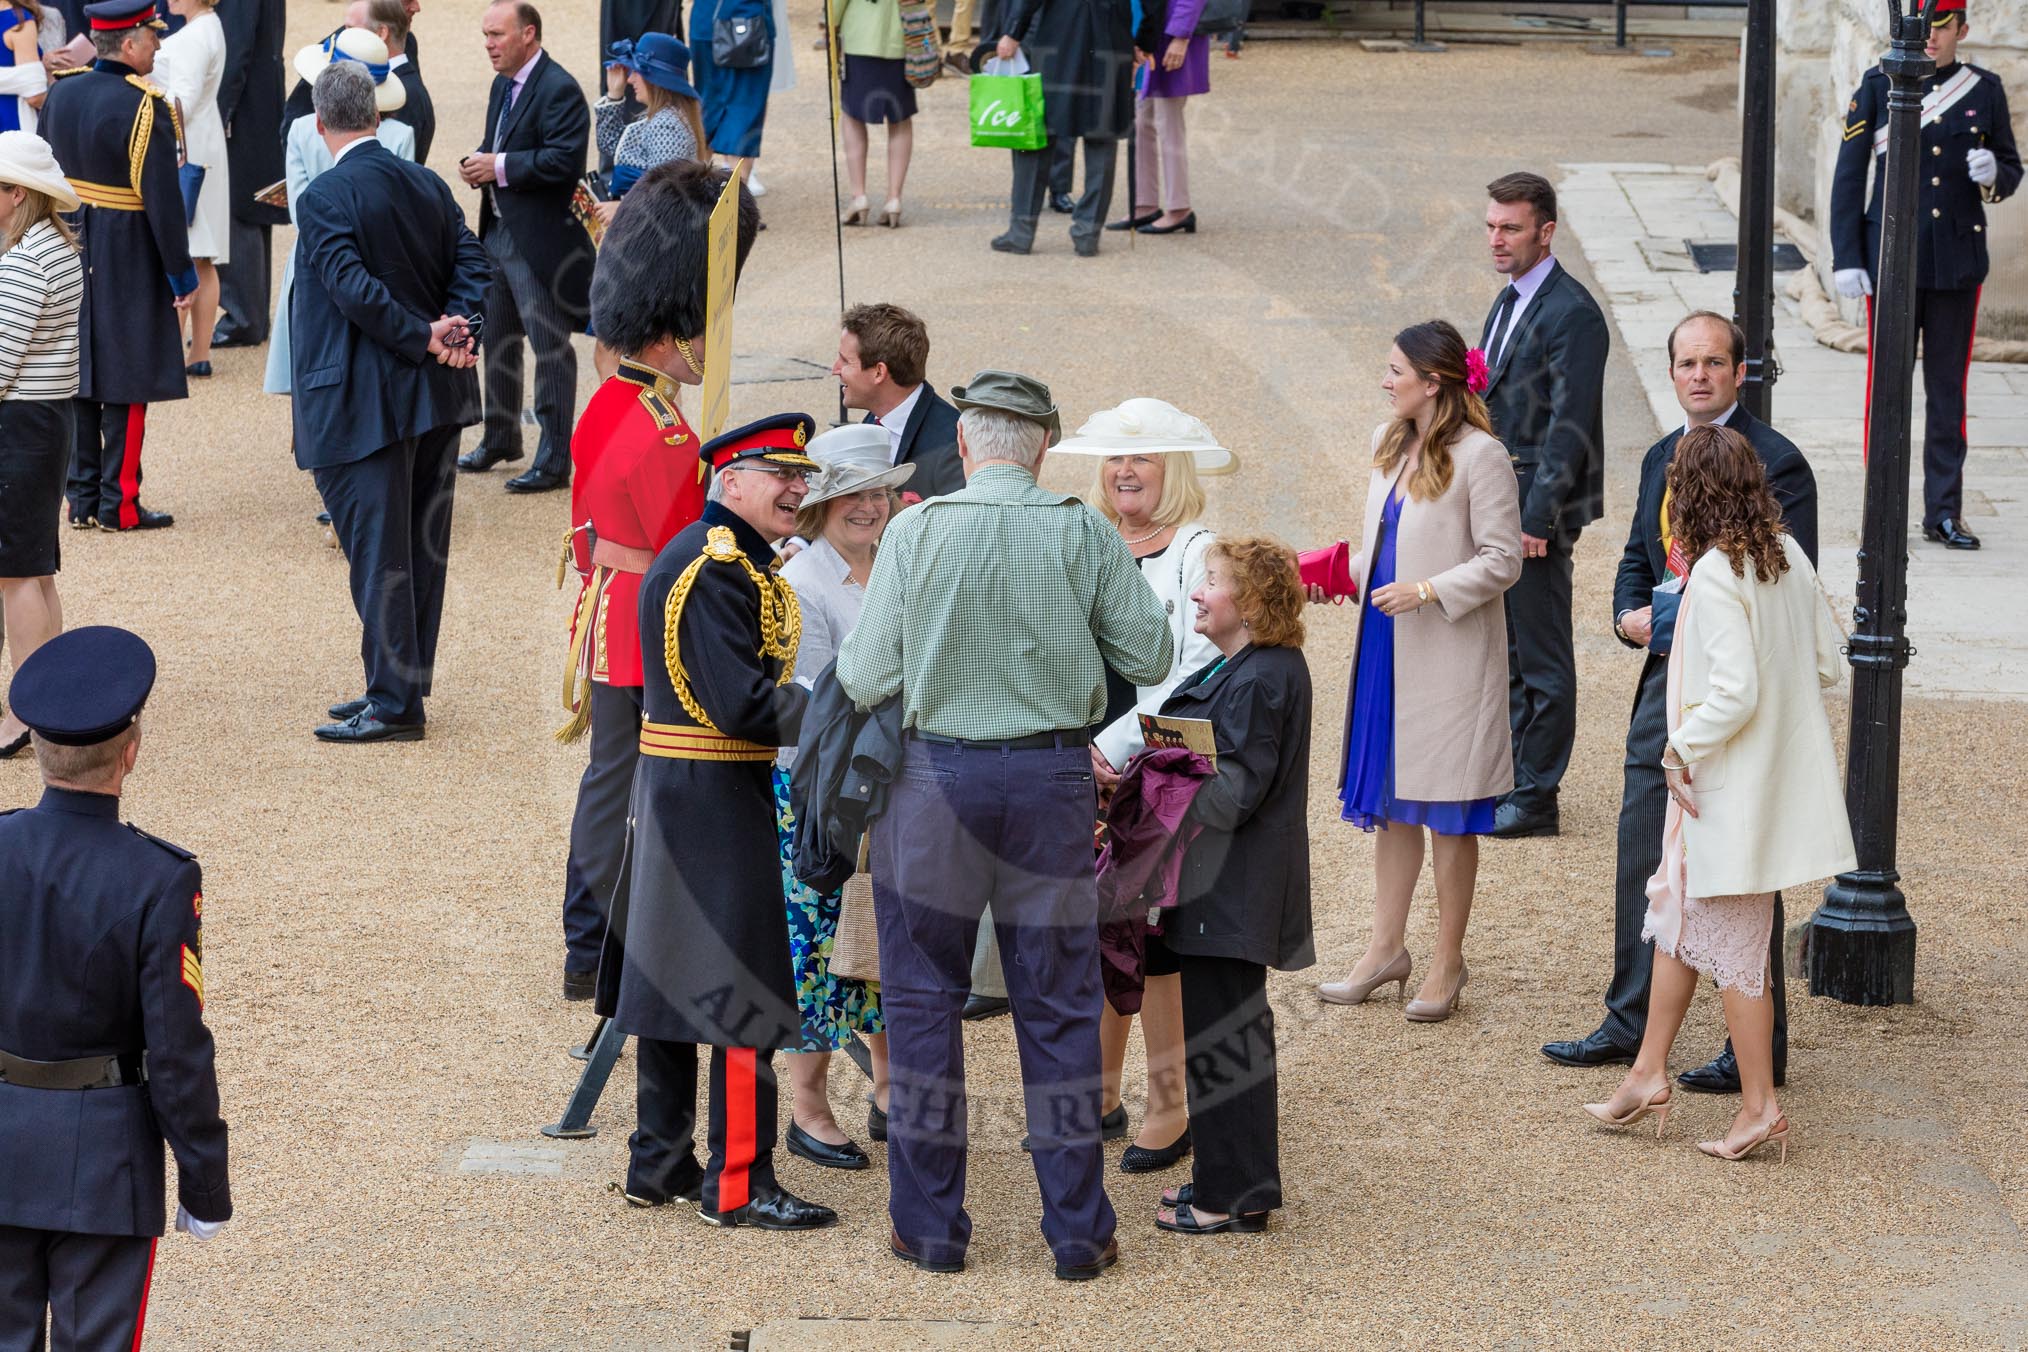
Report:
0,3,45,135
690,0,774,181
1314,320,1523,1023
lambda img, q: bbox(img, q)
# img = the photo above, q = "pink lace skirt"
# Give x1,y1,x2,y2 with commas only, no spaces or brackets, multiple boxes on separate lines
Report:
1643,891,1775,997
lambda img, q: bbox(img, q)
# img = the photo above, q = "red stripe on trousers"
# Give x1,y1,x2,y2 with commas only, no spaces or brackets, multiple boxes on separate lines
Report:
1862,294,1874,462
722,1048,757,1212
117,405,147,530
1961,285,1981,442
130,1237,158,1351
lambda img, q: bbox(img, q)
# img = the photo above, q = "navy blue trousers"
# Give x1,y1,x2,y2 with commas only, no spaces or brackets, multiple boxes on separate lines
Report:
0,1226,155,1352
871,735,1116,1270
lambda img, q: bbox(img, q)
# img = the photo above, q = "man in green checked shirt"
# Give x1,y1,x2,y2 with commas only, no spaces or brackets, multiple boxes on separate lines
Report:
837,369,1169,1281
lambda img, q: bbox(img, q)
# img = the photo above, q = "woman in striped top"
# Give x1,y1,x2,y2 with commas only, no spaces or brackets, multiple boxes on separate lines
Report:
0,130,83,757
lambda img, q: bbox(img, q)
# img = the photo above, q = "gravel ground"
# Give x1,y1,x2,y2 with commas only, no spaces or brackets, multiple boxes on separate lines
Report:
8,3,2026,1347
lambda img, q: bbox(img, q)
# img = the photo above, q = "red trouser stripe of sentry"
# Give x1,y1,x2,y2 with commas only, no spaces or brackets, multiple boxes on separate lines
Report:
117,404,147,530
721,1048,757,1212
1961,286,1981,442
1862,294,1875,463
130,1237,158,1351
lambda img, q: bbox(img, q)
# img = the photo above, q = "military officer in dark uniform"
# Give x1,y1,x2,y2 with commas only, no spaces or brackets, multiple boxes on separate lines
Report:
39,0,196,533
0,627,232,1348
1830,0,2021,551
596,414,838,1232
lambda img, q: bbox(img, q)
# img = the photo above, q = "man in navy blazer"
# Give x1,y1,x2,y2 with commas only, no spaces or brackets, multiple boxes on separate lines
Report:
832,304,966,499
291,61,491,744
1543,312,1818,1096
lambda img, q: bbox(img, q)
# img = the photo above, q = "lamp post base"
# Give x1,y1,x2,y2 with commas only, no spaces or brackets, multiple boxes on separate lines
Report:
1807,872,1917,1005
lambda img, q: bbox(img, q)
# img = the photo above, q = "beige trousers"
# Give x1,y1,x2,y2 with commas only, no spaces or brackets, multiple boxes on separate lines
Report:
1132,95,1191,213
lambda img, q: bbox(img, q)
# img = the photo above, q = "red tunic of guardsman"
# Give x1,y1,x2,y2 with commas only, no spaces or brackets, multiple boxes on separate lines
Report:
554,358,708,995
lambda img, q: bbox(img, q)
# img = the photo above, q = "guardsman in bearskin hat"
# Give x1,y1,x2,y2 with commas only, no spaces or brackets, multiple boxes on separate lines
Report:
0,628,232,1344
595,412,838,1230
38,0,195,532
554,161,761,1002
1830,0,2020,551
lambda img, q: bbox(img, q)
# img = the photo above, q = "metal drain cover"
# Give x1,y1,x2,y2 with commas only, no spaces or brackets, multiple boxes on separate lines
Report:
1686,241,1808,274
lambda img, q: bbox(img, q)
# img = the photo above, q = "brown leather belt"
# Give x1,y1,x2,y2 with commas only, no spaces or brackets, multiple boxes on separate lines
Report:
592,539,655,573
0,1048,146,1090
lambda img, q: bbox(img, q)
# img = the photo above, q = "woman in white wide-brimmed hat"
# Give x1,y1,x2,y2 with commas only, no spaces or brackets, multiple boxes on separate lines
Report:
0,129,82,756
774,424,917,1170
266,30,412,398
1051,396,1237,1174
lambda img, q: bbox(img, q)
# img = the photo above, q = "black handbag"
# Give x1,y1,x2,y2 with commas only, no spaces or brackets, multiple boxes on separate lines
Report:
712,3,771,69
1191,0,1248,36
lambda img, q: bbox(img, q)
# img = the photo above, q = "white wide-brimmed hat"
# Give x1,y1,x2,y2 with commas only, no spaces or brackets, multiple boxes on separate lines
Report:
1051,398,1236,475
0,131,80,211
802,424,918,507
294,29,409,113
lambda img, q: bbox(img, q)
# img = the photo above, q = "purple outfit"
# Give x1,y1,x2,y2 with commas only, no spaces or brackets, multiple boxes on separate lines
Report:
1095,746,1215,1015
1139,7,1209,101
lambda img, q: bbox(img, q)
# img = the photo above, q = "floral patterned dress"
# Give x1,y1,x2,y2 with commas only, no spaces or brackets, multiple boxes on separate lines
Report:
773,767,883,1051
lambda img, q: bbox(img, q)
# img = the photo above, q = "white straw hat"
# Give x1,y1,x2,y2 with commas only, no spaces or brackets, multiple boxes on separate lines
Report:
0,132,80,212
293,29,409,113
1051,398,1236,475
802,424,918,507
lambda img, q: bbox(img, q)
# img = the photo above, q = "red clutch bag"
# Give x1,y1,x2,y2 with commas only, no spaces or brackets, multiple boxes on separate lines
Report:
1300,541,1355,604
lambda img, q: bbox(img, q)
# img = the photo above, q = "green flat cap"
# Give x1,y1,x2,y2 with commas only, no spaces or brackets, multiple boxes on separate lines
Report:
950,369,1061,439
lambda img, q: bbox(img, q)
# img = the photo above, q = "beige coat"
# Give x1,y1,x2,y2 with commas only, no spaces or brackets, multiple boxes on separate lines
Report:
1343,424,1523,802
1668,536,1857,896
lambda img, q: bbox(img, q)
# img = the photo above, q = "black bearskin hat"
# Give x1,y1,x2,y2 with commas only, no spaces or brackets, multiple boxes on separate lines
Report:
590,160,762,355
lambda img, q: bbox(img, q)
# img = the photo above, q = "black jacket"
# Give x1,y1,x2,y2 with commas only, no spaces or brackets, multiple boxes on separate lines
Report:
1006,0,1135,141
1613,404,1818,655
1479,259,1611,538
870,386,965,499
789,663,904,894
1157,644,1314,970
1831,61,2021,292
290,140,491,468
216,0,287,227
0,789,231,1236
391,61,436,166
478,49,596,325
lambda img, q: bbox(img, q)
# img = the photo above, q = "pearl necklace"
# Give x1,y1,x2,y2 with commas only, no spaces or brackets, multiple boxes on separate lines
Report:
1122,525,1167,547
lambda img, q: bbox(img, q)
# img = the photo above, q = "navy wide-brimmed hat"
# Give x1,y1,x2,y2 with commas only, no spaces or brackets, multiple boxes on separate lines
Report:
631,33,700,102
8,626,157,746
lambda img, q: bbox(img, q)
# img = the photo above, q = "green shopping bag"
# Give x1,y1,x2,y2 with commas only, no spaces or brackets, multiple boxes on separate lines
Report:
970,71,1047,151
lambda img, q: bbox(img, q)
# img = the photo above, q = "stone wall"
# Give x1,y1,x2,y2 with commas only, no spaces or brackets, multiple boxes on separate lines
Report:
1779,0,2028,327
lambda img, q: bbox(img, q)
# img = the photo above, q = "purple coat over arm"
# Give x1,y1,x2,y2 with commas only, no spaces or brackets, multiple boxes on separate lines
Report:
1140,0,1210,100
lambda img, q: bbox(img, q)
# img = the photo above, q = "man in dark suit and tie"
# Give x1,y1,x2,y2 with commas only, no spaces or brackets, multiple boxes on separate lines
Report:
831,303,965,498
1542,311,1818,1094
290,61,491,744
456,0,595,495
352,0,435,162
1477,171,1610,839
210,0,286,347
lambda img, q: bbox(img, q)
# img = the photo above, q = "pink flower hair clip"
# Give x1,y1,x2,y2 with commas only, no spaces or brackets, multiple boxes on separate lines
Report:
1465,348,1491,395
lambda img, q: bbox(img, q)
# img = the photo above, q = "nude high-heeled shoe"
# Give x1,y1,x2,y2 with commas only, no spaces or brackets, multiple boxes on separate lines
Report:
879,197,903,228
1316,951,1410,1005
1403,962,1467,1023
1582,1084,1674,1138
840,195,869,226
1698,1114,1790,1163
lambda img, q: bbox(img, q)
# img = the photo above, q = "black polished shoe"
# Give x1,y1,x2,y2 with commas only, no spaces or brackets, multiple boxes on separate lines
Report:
1072,235,1099,258
1054,1236,1119,1281
1119,1126,1191,1174
1106,209,1161,232
989,232,1031,255
1024,1103,1127,1152
962,994,1010,1021
1048,191,1074,214
786,1121,870,1170
505,466,568,494
562,967,596,1002
866,1098,888,1143
1923,517,1981,550
184,360,213,378
328,697,369,721
1491,801,1559,839
314,711,425,744
890,1229,963,1273
1540,1028,1639,1068
210,322,261,349
1677,1046,1786,1094
315,510,332,526
697,1182,838,1230
457,444,523,473
1136,210,1197,235
96,505,174,531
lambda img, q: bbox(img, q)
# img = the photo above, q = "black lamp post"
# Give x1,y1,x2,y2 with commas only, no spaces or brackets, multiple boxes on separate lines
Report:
1733,0,1778,420
1806,0,1935,1006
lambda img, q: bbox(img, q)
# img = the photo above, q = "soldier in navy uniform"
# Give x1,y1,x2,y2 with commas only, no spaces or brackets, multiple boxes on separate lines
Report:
596,414,839,1232
0,627,232,1348
1830,0,2021,551
39,0,196,533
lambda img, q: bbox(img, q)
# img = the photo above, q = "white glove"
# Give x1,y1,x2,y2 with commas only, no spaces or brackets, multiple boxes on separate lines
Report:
1967,147,1998,187
175,1205,226,1241
1834,267,1873,299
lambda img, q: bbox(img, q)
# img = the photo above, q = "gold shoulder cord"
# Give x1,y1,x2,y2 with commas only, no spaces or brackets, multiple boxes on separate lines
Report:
662,526,802,731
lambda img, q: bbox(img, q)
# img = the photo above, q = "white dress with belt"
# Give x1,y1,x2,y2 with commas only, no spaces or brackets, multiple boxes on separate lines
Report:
154,9,229,262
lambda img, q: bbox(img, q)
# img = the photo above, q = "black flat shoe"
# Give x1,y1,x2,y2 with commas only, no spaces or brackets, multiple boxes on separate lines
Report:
698,1182,837,1230
1491,801,1559,839
97,506,175,531
1054,1236,1119,1280
457,444,523,473
0,728,30,759
505,467,568,494
1540,1028,1639,1068
327,697,369,720
1136,211,1197,236
1156,1202,1266,1235
962,994,1009,1021
786,1120,870,1170
1106,209,1160,232
1923,517,1981,550
314,711,425,744
1048,191,1075,215
1677,1046,1786,1094
890,1229,963,1273
866,1097,888,1142
184,361,213,378
210,323,260,349
562,967,596,1002
1119,1127,1191,1174
989,232,1030,255
1024,1103,1127,1152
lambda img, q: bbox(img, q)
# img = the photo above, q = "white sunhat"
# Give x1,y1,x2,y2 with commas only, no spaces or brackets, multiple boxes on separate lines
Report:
1051,397,1237,475
801,424,918,507
293,29,409,114
0,131,80,212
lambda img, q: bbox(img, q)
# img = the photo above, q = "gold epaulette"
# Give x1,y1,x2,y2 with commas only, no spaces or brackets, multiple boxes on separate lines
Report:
120,75,180,197
52,64,91,78
661,527,802,730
